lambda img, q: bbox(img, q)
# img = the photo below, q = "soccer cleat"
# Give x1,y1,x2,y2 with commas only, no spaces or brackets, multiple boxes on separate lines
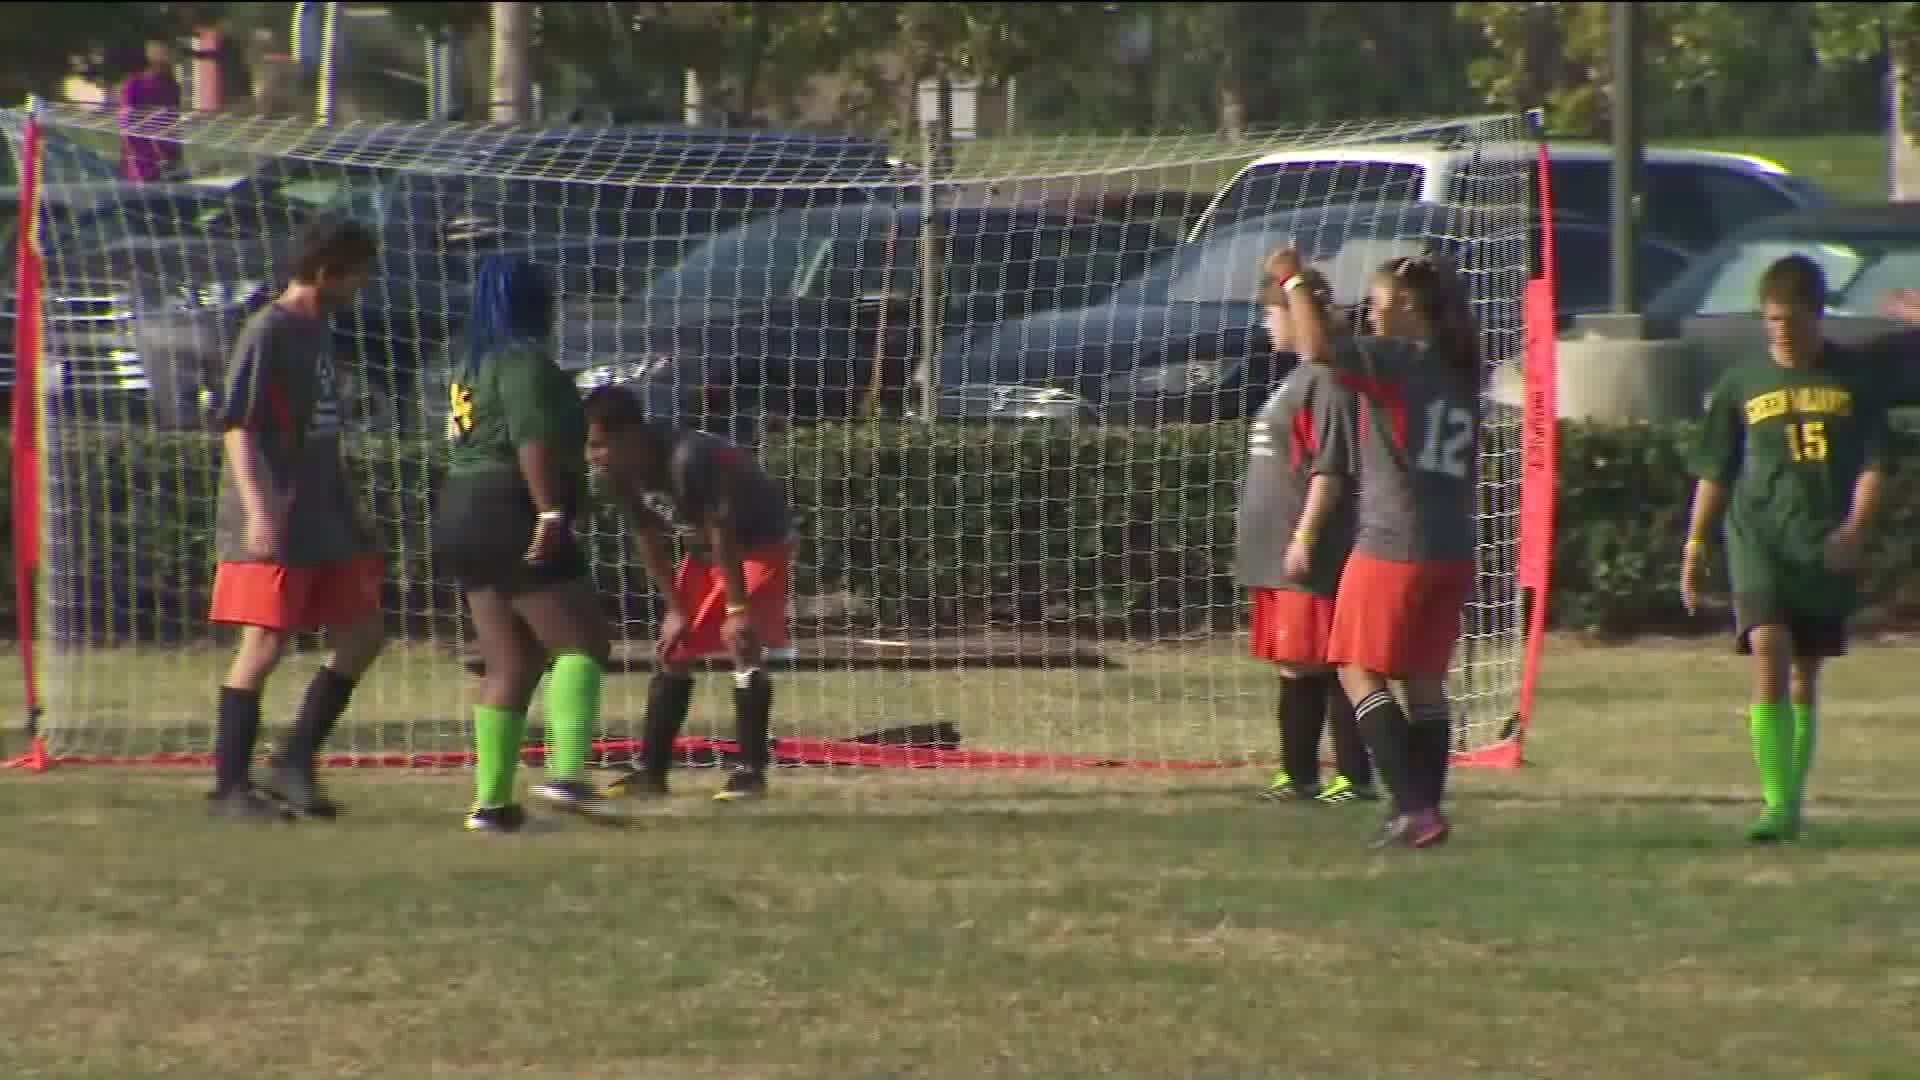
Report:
1257,769,1318,803
1745,809,1801,845
605,767,671,799
1402,807,1452,848
534,779,627,825
207,786,296,823
1368,813,1410,849
1314,773,1380,805
712,768,768,803
262,760,341,819
465,804,528,833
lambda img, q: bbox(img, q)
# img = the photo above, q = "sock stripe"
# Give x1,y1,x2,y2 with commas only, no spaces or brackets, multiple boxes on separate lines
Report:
1354,690,1396,721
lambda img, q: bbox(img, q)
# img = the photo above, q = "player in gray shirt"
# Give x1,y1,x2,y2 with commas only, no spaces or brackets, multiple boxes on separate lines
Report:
1235,289,1375,805
581,386,795,802
1271,249,1481,850
206,217,384,822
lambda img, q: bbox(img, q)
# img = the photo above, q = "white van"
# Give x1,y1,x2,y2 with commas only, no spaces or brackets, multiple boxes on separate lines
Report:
1190,141,1829,254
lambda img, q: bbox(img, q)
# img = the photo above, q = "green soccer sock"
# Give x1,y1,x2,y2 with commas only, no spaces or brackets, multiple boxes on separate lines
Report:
473,704,527,809
1747,701,1792,813
544,652,605,782
1790,701,1817,811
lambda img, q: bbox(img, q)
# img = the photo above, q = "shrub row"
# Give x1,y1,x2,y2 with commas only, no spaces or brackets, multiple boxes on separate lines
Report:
2,421,1916,641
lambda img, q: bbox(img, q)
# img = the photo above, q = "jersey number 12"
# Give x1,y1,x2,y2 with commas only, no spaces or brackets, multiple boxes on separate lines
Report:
1415,400,1474,478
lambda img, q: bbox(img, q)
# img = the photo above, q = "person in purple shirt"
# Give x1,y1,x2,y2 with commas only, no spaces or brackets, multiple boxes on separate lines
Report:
119,40,184,182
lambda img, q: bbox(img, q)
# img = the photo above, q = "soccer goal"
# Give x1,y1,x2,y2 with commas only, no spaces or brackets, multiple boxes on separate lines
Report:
3,101,1555,773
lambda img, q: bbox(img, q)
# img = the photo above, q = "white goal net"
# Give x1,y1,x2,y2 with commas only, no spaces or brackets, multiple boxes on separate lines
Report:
3,104,1548,773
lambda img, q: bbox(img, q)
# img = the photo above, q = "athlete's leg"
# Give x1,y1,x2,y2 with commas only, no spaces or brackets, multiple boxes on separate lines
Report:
516,579,621,822
1744,623,1796,843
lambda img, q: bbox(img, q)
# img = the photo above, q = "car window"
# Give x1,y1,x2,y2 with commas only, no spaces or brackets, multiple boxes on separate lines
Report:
1829,249,1920,316
650,211,836,299
1549,226,1692,313
1546,161,1613,226
1204,161,1424,232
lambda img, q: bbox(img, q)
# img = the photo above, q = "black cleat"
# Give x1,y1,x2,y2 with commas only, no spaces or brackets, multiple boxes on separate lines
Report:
464,804,528,833
208,786,296,823
712,767,768,803
263,760,340,819
606,767,671,799
534,779,627,825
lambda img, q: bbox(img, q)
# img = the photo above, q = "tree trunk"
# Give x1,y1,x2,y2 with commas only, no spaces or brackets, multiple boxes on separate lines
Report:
490,1,533,125
1890,36,1920,200
1216,7,1247,140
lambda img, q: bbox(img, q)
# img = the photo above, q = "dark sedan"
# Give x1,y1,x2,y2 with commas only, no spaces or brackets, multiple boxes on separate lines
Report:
566,202,1158,441
1643,203,1920,406
933,200,1693,424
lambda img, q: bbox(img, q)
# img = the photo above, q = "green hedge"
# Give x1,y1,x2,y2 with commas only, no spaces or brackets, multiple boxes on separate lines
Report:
2,421,1916,641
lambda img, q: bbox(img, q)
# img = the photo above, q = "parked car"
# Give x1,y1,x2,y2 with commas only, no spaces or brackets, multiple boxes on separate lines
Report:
0,181,239,410
1644,203,1920,407
565,202,1160,441
0,122,122,186
1193,139,1828,255
934,200,1693,424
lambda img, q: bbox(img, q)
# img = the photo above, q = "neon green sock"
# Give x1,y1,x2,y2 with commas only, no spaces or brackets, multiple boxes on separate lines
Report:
544,652,604,781
473,704,527,808
1748,701,1792,813
1790,701,1816,811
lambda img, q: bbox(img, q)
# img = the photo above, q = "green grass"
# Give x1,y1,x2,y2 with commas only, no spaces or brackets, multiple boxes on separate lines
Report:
4,638,1920,1079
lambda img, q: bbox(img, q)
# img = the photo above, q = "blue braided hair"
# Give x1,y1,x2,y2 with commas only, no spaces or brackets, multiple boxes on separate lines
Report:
462,254,554,374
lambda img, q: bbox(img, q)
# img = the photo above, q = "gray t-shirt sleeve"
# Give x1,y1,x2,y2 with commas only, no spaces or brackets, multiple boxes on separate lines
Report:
1310,374,1360,480
218,318,285,434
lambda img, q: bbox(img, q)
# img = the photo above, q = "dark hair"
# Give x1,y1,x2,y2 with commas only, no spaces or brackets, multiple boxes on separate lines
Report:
1375,254,1479,385
582,384,653,432
288,216,377,285
1758,254,1826,313
462,254,555,370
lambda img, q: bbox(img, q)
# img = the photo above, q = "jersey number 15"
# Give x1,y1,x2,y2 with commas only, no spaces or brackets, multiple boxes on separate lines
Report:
1784,420,1828,462
1416,400,1475,479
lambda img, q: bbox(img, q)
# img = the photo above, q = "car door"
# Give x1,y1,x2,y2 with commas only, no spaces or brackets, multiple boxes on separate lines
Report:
1545,160,1615,228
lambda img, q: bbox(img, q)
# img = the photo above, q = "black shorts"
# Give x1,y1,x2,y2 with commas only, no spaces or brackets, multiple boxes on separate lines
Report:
1733,593,1849,659
433,470,589,593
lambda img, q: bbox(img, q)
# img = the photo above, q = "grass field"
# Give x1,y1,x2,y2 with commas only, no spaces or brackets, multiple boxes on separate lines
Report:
4,637,1919,1079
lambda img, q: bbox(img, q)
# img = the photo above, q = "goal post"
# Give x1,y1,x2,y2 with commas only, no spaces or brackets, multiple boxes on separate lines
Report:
3,103,1555,774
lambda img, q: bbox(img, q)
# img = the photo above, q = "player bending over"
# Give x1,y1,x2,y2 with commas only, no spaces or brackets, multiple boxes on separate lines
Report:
206,217,385,822
1237,277,1376,804
1681,255,1891,844
434,255,617,832
1271,250,1481,850
585,387,795,803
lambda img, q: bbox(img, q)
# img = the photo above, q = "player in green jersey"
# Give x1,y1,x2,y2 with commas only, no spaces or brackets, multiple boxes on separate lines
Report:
1682,255,1895,844
434,254,617,832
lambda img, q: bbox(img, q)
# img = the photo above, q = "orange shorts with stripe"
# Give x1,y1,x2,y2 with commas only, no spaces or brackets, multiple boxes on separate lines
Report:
208,554,384,633
667,544,792,663
1247,587,1336,666
1326,553,1474,679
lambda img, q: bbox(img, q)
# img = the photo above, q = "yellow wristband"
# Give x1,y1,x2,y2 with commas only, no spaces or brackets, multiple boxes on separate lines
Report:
1293,529,1314,545
725,603,751,616
1684,538,1704,552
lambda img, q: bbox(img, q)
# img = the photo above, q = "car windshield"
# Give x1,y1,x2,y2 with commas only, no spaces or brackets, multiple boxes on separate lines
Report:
1205,161,1426,232
1142,209,1439,305
1684,234,1920,317
647,210,842,300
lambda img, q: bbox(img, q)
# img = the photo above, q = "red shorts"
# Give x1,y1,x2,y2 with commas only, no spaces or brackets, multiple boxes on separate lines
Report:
668,544,792,662
1326,553,1474,679
1247,587,1336,666
208,554,384,632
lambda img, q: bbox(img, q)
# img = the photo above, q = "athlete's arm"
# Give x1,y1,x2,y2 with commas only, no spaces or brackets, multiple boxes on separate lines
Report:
1683,478,1728,549
1293,474,1347,546
602,485,678,599
698,478,752,613
1842,466,1884,535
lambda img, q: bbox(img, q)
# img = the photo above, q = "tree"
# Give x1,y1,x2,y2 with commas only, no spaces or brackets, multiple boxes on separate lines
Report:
1814,3,1920,197
0,2,188,105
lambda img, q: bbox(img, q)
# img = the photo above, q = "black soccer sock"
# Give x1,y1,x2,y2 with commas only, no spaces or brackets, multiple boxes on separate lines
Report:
1408,703,1453,810
1277,674,1330,788
1353,689,1420,815
1325,682,1374,789
733,668,773,775
214,686,263,794
641,672,696,778
280,667,357,769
